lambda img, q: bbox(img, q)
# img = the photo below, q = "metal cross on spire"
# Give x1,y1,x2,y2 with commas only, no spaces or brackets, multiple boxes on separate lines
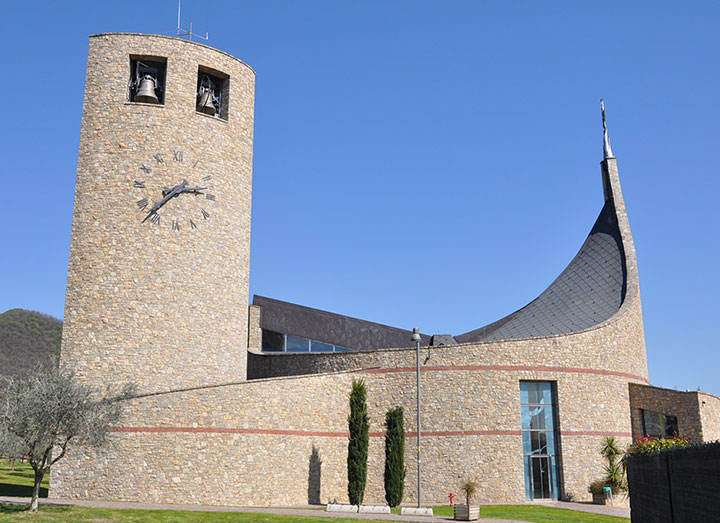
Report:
601,99,614,159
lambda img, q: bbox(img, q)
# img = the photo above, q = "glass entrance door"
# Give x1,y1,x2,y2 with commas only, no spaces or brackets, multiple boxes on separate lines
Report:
529,455,554,499
520,382,561,500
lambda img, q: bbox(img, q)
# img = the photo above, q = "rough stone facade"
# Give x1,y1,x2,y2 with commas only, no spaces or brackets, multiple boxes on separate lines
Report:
59,33,255,393
629,383,720,443
53,356,644,505
54,280,648,505
54,33,653,508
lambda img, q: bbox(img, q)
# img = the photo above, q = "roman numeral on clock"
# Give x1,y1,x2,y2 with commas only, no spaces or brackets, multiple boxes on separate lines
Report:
134,181,145,188
190,219,197,230
174,151,183,162
153,153,164,164
205,194,215,201
150,213,160,224
136,198,148,210
172,219,180,232
201,209,210,219
140,164,152,174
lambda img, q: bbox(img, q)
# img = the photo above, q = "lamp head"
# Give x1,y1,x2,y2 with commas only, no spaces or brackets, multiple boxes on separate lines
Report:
411,327,421,342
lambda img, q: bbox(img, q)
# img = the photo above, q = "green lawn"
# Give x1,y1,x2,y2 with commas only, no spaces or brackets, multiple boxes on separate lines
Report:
0,503,629,522
390,504,627,522
0,504,629,522
0,505,372,522
0,460,48,498
441,504,626,521
0,461,627,522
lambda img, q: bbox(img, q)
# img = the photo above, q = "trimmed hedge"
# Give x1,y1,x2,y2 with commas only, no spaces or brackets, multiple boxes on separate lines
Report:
627,440,720,523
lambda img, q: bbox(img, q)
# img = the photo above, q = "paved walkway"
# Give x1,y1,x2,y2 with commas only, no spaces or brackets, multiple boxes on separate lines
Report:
0,497,629,522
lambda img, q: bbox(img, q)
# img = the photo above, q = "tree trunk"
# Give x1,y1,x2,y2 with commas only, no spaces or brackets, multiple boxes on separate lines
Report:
29,469,44,512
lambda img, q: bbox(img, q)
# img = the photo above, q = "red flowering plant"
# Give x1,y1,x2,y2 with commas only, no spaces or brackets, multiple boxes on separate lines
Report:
626,433,689,456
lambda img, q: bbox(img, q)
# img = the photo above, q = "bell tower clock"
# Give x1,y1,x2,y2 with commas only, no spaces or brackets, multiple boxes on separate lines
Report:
60,33,255,393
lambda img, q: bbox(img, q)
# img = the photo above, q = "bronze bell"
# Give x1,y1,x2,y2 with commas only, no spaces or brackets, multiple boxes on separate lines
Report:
197,88,216,115
135,75,159,104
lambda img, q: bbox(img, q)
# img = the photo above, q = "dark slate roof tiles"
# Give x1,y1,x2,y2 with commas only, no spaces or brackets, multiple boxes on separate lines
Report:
255,199,627,349
454,199,626,343
253,295,432,350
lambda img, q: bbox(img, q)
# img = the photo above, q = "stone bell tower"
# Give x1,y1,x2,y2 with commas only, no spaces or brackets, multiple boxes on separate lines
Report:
61,34,255,392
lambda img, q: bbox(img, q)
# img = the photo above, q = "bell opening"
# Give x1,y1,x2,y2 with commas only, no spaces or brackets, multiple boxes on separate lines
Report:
196,68,228,120
129,57,166,105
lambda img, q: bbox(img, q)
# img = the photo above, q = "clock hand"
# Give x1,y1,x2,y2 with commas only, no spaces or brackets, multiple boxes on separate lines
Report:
178,185,207,194
142,180,188,223
162,185,207,196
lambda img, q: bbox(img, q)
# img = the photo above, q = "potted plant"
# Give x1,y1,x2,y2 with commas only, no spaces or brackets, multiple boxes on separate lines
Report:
588,436,628,504
454,481,480,521
588,479,611,505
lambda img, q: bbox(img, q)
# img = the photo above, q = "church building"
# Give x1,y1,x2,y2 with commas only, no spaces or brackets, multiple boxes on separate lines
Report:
52,33,720,507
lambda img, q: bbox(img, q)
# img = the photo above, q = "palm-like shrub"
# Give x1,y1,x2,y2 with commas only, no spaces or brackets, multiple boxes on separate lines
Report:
461,480,478,505
598,436,627,493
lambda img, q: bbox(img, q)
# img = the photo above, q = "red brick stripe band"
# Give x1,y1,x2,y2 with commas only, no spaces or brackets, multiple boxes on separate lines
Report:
359,364,649,383
113,365,641,438
113,427,630,438
561,431,632,437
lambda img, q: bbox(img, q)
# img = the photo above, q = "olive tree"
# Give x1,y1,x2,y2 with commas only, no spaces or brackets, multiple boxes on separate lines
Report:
0,366,134,512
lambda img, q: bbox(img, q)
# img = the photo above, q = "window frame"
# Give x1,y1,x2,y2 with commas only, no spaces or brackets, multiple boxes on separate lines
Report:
640,409,679,438
520,381,562,500
260,329,352,353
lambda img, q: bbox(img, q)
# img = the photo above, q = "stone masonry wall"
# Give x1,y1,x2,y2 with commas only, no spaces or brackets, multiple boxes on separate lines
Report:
53,293,647,505
699,392,720,442
247,304,262,352
629,383,720,443
60,33,255,393
51,363,640,506
249,296,648,383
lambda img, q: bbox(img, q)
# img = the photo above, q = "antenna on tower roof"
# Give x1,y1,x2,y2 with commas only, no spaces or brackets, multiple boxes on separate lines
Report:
176,0,209,42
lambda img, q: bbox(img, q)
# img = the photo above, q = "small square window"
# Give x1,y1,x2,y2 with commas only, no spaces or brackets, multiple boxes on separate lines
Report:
196,67,229,120
129,57,166,105
641,409,679,438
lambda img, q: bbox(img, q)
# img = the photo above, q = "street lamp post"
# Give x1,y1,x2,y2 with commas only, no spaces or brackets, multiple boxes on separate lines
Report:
411,327,422,508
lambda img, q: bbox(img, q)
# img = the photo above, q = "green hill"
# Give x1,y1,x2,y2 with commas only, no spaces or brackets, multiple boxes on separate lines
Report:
0,309,62,377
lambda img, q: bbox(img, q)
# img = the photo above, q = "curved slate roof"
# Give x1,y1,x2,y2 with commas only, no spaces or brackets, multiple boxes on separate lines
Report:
455,199,627,343
255,189,629,349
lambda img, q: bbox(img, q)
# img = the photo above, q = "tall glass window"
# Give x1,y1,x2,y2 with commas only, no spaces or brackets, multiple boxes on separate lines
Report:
520,382,560,500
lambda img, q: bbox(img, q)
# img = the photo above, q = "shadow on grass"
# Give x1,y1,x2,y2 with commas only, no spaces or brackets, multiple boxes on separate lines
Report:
0,504,31,514
3,471,36,479
0,504,75,516
0,483,48,498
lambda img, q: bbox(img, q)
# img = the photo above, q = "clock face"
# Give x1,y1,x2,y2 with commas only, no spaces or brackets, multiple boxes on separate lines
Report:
132,149,216,232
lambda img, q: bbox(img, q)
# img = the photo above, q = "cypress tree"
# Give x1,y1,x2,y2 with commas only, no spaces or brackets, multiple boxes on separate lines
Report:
384,406,406,507
347,379,369,505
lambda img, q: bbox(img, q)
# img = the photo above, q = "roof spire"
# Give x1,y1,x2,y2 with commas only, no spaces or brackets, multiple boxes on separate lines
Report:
601,99,614,159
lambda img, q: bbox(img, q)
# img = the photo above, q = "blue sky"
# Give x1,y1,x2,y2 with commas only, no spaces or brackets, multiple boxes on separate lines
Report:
1,1,718,395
